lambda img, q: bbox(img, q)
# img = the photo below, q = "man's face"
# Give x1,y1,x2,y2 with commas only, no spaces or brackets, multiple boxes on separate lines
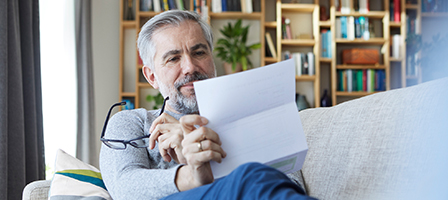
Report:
144,20,216,114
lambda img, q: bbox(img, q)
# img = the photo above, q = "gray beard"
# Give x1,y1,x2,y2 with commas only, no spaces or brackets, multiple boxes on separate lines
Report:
159,72,210,114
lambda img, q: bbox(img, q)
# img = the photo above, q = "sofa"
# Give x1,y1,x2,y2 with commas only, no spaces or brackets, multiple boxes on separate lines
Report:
23,77,448,200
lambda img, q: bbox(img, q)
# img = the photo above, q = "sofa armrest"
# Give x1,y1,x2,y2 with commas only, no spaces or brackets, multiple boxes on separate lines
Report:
22,180,51,200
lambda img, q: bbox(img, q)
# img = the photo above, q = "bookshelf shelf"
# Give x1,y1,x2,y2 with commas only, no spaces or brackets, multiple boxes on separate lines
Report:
335,11,386,18
296,75,316,81
121,21,137,28
319,20,331,27
336,65,386,70
405,4,419,10
281,4,316,12
120,92,136,97
281,39,315,46
335,38,386,44
137,82,152,88
336,91,378,97
139,11,161,18
264,57,277,63
265,21,277,28
389,21,402,27
209,12,262,19
320,57,332,63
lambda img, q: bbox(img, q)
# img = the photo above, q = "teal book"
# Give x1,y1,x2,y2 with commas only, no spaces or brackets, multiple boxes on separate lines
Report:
357,70,363,91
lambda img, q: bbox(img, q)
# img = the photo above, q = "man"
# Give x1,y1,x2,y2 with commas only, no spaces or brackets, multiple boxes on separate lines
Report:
100,10,315,200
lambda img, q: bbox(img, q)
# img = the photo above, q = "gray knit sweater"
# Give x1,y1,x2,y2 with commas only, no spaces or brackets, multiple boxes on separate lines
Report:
99,108,186,200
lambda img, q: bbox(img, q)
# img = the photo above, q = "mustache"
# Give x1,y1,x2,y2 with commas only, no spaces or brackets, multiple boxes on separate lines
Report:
174,72,210,91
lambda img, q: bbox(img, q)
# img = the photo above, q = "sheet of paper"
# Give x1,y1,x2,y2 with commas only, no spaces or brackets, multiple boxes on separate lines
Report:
194,59,308,178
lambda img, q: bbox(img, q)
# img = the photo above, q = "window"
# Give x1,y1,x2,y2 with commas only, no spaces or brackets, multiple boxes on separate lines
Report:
39,0,76,179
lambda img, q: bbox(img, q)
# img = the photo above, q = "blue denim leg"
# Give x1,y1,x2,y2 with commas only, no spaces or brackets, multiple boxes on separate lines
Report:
161,162,317,200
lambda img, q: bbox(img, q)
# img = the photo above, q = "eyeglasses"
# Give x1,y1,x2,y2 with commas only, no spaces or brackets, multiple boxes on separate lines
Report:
100,97,169,150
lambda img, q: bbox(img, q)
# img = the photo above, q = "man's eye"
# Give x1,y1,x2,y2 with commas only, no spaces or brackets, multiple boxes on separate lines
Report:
168,56,179,62
194,51,206,56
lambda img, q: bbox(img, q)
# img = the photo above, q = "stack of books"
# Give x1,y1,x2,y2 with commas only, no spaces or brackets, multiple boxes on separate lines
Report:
337,69,386,92
282,51,315,76
336,16,372,40
140,0,186,12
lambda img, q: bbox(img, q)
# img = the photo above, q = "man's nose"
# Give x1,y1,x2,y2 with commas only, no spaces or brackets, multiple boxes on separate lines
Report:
181,55,197,74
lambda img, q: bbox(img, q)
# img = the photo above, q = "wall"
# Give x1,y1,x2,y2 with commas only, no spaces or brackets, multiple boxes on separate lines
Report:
91,0,120,167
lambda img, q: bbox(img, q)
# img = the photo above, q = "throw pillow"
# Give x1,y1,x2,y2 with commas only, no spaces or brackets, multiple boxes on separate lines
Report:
48,149,112,200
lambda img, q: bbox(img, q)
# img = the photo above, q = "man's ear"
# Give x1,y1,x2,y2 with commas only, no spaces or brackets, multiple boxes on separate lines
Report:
142,65,159,89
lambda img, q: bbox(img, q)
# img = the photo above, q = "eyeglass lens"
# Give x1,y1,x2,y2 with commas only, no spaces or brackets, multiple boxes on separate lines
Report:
129,137,150,148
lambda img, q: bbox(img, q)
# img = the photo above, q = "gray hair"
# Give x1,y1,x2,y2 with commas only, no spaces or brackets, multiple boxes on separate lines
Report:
137,10,214,70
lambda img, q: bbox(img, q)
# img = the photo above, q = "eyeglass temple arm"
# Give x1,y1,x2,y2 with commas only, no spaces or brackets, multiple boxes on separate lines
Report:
101,101,127,138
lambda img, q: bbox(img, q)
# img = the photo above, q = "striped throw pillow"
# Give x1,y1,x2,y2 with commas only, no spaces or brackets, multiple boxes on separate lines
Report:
48,149,112,200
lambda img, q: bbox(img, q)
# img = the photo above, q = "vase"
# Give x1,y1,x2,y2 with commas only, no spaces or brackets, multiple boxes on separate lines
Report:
223,62,242,74
320,89,332,107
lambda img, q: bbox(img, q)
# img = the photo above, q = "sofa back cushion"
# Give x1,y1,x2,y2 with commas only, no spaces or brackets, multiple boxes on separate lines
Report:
298,77,448,199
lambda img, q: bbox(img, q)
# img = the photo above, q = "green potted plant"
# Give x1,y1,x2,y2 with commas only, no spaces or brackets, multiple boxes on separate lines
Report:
146,93,164,109
214,19,261,74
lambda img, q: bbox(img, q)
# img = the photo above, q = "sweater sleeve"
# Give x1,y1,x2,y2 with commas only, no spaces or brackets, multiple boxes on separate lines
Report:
99,109,182,200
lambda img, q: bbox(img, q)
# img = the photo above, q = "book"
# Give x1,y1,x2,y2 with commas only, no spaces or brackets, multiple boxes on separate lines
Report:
341,0,350,14
301,53,308,75
153,0,161,12
392,34,401,58
293,53,302,76
212,0,222,12
221,0,227,11
245,0,253,13
390,1,394,21
359,0,369,13
227,0,234,11
347,16,355,40
163,0,169,10
362,69,367,91
341,17,347,39
140,0,150,11
321,30,328,57
265,32,277,58
347,69,353,92
285,18,292,40
394,0,400,22
176,0,184,10
240,0,246,13
307,52,315,75
355,18,361,38
356,70,363,91
326,30,332,58
335,18,341,38
168,0,177,9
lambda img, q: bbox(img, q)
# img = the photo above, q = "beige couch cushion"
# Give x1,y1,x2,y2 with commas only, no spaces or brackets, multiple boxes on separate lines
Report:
296,77,448,199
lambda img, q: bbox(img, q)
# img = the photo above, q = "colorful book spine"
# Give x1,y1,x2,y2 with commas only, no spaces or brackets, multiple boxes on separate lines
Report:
307,52,315,75
326,30,332,58
265,32,277,58
394,0,400,22
357,70,363,91
293,53,302,76
285,18,292,40
221,0,227,11
341,17,347,39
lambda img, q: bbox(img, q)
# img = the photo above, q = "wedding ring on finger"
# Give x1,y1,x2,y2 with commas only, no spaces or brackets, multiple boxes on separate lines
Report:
198,141,203,152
